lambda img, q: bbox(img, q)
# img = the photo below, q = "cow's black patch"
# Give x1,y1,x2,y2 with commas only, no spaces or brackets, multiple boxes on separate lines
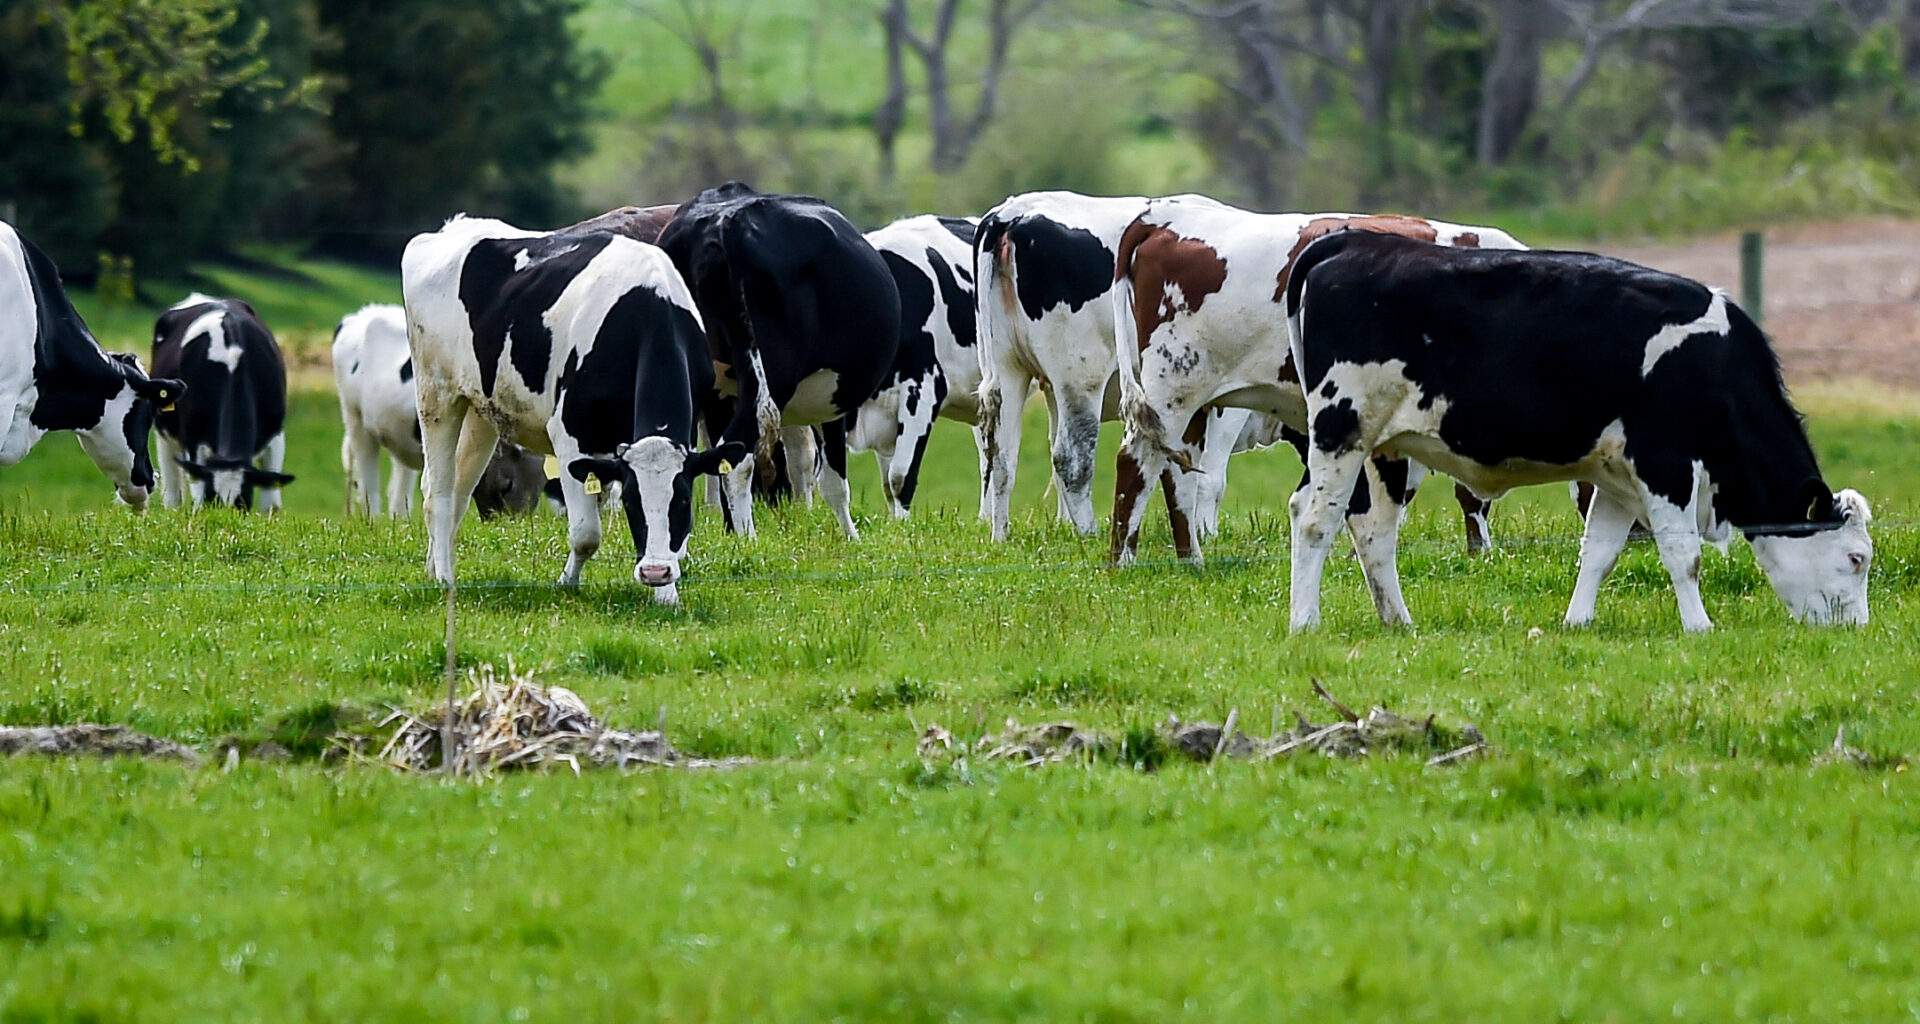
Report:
658,183,901,455
926,245,976,347
936,217,978,247
880,250,939,388
460,232,613,396
557,287,709,456
18,232,122,433
1005,217,1113,322
398,358,412,383
1312,399,1360,454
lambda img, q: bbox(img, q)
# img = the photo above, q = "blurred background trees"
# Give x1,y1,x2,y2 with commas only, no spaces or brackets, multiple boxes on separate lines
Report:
4,0,1920,280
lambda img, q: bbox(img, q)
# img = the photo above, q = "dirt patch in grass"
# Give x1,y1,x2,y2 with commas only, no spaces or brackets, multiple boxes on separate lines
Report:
920,680,1488,770
0,725,200,763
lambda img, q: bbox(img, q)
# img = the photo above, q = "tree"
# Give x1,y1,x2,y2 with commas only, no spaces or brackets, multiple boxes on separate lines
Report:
30,0,285,171
310,0,608,256
876,0,1049,175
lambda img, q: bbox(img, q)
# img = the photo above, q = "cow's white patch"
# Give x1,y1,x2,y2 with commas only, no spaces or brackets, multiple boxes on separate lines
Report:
783,369,842,425
187,309,243,372
620,436,690,593
1640,290,1728,377
212,468,245,506
1748,489,1873,625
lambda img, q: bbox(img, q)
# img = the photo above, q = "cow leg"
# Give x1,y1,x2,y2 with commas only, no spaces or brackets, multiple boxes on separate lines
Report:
1641,486,1712,632
419,396,480,584
979,365,1031,542
1051,389,1103,536
1158,468,1201,565
817,420,859,540
718,457,757,538
388,459,420,518
1289,447,1369,633
1184,409,1244,543
543,430,602,587
972,422,993,523
1456,482,1493,553
1564,487,1636,628
256,432,288,514
156,433,187,510
887,376,942,520
1345,456,1424,628
1109,439,1165,567
782,424,819,507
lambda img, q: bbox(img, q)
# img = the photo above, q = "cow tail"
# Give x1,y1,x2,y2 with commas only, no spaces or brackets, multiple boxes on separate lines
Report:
1110,217,1164,460
972,215,1011,471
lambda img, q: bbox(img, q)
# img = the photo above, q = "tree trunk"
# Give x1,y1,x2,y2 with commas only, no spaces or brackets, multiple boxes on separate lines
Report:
875,0,908,181
1475,0,1544,166
1356,0,1406,201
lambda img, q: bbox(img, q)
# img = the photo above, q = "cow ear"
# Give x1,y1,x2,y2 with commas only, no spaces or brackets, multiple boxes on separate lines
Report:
131,376,186,411
685,442,747,477
1799,479,1837,523
175,457,213,482
244,467,295,488
568,458,626,485
615,442,632,458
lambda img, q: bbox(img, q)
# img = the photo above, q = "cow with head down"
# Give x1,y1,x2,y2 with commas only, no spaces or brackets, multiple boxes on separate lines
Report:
1110,201,1527,593
402,216,725,603
1283,230,1872,632
151,294,294,512
1,223,182,508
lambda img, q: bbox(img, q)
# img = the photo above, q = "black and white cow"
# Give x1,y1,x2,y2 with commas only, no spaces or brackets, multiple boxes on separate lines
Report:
402,216,724,601
854,214,981,518
656,182,901,539
152,294,294,511
1,223,182,507
334,303,582,519
1284,230,1872,632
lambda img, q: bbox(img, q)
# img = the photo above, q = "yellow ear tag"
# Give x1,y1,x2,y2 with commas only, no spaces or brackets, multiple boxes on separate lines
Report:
584,474,602,496
542,455,560,480
718,460,733,475
160,403,175,413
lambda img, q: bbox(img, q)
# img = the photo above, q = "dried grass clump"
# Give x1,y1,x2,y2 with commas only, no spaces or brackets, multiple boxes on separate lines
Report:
1812,727,1909,771
0,724,200,763
379,661,746,776
923,679,1488,771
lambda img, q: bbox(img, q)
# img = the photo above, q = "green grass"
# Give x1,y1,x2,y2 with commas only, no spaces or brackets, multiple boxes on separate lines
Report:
2,385,1918,1020
68,245,402,371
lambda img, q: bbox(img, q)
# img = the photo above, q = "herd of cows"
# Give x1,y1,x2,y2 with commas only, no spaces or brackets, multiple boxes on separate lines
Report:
0,182,1874,630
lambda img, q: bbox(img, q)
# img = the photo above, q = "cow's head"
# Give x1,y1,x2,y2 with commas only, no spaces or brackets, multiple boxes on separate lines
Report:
569,437,745,604
79,354,185,510
175,455,295,511
1748,484,1872,626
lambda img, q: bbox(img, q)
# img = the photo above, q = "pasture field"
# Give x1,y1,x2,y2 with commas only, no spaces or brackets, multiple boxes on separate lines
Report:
2,385,1918,1021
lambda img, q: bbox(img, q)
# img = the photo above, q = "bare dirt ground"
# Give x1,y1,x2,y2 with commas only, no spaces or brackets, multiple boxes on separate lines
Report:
1602,219,1920,392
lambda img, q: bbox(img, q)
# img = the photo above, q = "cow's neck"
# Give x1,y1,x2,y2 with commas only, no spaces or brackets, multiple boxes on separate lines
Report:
1705,376,1829,533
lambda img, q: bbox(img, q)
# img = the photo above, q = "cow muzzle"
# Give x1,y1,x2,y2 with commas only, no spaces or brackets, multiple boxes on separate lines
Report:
115,484,153,511
635,561,679,587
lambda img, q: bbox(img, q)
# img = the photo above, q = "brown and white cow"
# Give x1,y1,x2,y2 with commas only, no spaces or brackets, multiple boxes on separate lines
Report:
1110,202,1526,583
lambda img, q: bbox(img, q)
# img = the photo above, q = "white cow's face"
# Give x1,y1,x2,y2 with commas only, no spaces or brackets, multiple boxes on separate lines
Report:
1749,488,1873,626
574,437,743,605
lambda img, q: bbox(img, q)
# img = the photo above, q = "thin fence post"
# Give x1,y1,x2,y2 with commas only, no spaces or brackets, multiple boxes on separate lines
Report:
442,580,458,775
1739,230,1764,324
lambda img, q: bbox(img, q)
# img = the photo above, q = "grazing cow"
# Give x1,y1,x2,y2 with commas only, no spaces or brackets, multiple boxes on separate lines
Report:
1284,230,1871,632
152,294,294,511
1111,202,1526,569
402,216,725,601
334,304,578,519
854,214,982,517
0,222,182,507
656,182,900,539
